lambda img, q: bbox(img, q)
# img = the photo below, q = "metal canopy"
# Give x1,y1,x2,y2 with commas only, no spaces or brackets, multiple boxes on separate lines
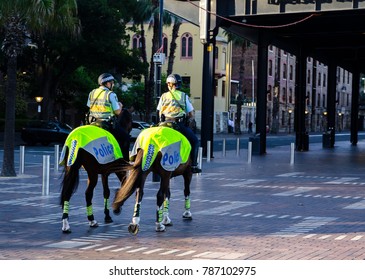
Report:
220,9,365,73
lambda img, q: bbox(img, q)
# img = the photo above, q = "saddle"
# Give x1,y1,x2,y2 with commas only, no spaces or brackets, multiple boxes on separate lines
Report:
158,120,180,131
90,115,118,131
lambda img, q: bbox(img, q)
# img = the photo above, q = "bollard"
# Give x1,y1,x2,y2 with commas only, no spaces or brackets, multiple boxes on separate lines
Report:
198,147,203,169
42,155,50,196
247,141,252,163
290,142,295,165
207,141,211,162
54,145,59,172
19,145,25,174
222,139,226,157
236,138,240,156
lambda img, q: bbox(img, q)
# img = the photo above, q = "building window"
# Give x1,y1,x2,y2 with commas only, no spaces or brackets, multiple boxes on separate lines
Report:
318,72,321,86
307,70,311,84
289,88,293,103
222,81,225,97
132,34,143,49
317,93,321,107
182,76,191,92
289,65,293,80
282,87,286,102
181,32,193,59
268,60,273,76
267,85,272,101
283,63,287,79
215,46,219,70
322,94,326,107
323,73,326,87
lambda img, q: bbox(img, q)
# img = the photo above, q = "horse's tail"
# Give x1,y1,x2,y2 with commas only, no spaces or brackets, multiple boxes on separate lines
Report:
60,150,81,206
112,149,143,210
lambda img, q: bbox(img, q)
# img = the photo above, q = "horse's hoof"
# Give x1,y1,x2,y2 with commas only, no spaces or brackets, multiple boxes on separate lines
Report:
128,223,139,235
155,222,166,232
62,219,71,233
162,215,173,226
89,220,99,228
113,208,121,215
104,216,113,223
182,210,193,220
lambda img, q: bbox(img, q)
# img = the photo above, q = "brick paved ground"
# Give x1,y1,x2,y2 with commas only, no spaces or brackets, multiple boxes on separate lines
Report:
1,138,365,260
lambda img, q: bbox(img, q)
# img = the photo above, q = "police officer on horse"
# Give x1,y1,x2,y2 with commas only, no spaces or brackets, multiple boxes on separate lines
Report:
157,74,201,173
86,73,130,160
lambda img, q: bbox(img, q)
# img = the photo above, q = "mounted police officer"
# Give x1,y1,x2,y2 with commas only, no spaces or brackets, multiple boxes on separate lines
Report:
157,74,201,173
86,73,130,160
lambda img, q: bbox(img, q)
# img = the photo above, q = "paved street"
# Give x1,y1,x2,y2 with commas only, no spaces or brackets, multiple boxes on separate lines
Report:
1,135,365,260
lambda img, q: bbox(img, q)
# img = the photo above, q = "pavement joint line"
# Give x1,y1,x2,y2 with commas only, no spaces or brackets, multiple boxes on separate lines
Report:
143,248,165,255
110,246,133,252
95,245,118,251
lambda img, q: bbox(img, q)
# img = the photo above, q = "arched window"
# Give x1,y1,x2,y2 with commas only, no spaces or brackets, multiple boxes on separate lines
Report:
132,34,143,49
181,32,193,59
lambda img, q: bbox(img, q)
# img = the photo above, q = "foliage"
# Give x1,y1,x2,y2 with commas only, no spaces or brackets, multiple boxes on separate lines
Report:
117,81,146,118
0,73,29,118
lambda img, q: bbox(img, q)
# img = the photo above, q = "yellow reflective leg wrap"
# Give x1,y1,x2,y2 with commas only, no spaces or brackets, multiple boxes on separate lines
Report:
133,203,141,218
104,198,109,209
163,198,169,213
86,205,93,216
156,206,163,223
185,196,190,210
63,201,70,214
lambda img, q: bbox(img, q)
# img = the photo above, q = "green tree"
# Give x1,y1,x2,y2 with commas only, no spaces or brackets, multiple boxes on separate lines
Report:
0,0,79,177
29,0,145,124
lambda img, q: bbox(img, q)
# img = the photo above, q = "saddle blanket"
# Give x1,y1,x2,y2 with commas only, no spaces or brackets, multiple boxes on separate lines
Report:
59,125,123,166
130,126,191,172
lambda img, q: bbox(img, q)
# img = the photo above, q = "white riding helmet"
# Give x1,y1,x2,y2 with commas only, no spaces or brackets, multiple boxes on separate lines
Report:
166,74,182,88
98,73,115,86
166,74,177,84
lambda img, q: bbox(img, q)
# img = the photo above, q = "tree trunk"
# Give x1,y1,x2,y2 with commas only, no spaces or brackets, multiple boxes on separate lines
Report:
1,56,17,177
146,0,160,122
167,20,181,75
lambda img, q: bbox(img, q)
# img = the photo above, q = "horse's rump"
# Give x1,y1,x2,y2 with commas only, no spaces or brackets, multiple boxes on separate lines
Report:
59,125,123,167
130,126,191,172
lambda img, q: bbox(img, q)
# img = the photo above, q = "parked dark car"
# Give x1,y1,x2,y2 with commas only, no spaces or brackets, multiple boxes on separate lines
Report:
21,120,72,146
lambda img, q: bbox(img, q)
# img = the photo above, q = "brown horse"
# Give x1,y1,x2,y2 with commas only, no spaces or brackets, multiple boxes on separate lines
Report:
59,109,132,233
112,126,193,235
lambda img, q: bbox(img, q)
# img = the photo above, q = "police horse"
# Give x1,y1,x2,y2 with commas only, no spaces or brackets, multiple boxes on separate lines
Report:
112,125,193,235
59,109,132,233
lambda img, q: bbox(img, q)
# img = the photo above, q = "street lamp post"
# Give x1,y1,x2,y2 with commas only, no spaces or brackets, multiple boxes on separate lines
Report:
35,96,43,119
288,109,292,134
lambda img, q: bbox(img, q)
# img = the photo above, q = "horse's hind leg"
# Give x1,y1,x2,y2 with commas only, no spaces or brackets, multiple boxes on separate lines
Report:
162,188,173,226
101,174,113,223
85,172,98,227
155,172,172,232
128,173,148,235
182,169,193,220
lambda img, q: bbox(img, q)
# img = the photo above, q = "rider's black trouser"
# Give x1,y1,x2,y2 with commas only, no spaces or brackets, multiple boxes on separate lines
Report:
175,122,200,166
110,126,130,161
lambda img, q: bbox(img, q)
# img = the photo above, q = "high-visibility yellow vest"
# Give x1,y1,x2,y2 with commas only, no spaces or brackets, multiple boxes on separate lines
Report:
89,87,114,120
159,89,187,119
